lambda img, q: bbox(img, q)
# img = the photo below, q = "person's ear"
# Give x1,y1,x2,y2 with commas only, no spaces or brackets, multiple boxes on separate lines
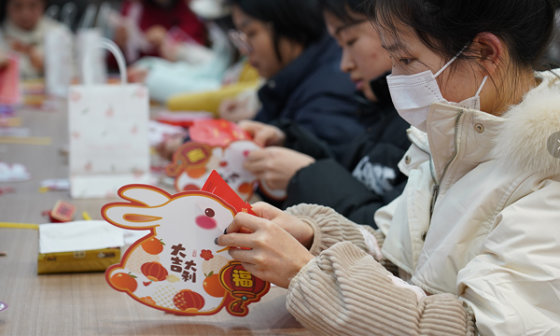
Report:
471,32,505,76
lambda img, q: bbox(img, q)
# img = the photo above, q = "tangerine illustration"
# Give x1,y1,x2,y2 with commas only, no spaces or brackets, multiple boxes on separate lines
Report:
173,290,205,312
141,262,168,282
140,296,156,306
237,182,254,194
203,272,226,298
110,273,138,293
186,167,207,178
141,237,164,255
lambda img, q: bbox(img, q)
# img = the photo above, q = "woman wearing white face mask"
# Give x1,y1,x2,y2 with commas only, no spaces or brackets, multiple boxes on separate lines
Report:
386,46,488,132
215,0,560,334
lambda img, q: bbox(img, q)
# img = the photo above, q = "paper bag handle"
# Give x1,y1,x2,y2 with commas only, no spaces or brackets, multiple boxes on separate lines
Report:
82,37,127,85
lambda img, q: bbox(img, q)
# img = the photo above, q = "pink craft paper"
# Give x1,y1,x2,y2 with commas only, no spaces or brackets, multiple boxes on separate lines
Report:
0,56,21,105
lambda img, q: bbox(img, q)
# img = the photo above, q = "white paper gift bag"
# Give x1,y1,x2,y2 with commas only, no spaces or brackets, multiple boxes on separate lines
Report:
76,28,108,85
45,26,74,97
68,38,150,199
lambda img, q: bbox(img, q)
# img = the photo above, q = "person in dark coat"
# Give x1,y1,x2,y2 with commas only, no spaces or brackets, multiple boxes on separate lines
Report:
229,0,364,159
241,0,410,228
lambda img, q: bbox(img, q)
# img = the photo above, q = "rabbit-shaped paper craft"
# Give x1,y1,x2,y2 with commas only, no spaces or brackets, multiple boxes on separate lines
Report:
167,140,259,201
102,184,269,316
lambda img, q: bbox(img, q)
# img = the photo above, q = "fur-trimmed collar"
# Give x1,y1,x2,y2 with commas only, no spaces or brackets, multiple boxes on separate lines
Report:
492,70,560,176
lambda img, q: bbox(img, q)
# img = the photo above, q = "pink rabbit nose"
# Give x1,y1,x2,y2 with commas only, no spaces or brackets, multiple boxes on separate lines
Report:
196,215,217,230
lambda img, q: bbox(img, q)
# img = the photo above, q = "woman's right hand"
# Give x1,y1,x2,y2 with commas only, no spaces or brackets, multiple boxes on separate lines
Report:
238,120,286,147
217,202,315,288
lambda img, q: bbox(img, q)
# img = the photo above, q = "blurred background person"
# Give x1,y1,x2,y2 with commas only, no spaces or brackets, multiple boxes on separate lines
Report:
112,0,208,64
0,0,65,78
157,0,366,164
228,0,363,158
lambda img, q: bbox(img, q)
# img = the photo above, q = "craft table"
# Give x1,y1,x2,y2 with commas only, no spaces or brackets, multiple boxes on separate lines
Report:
0,100,310,336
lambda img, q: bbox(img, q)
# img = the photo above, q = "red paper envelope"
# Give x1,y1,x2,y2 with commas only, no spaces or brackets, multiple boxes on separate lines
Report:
202,170,256,215
155,110,213,128
189,119,251,147
102,172,268,316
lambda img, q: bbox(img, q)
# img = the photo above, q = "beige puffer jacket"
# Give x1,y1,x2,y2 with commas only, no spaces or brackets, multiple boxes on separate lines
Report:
286,71,560,335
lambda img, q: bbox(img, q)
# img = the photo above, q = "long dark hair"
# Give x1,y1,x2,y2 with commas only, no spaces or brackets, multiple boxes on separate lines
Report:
144,0,180,9
370,0,556,70
228,0,325,62
318,0,369,25
0,0,7,24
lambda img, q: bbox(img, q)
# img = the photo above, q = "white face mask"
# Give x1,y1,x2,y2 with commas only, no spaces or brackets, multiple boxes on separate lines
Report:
387,51,488,132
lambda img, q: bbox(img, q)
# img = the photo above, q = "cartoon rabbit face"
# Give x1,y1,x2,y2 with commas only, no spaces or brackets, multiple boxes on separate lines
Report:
102,185,236,315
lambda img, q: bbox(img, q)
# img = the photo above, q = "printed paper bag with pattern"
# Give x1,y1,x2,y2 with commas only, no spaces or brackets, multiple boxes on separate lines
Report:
68,39,150,198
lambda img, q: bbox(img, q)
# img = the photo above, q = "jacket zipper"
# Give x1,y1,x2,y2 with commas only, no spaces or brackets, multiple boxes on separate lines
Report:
429,110,464,217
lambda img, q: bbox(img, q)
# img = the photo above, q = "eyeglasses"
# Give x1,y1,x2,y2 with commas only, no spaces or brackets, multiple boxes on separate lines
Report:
228,29,252,53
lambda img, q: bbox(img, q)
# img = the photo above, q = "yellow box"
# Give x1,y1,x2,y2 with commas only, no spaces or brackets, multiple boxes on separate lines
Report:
37,248,121,274
37,220,126,275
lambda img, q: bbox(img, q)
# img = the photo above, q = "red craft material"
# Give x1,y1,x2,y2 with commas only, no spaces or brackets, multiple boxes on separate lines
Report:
46,200,76,223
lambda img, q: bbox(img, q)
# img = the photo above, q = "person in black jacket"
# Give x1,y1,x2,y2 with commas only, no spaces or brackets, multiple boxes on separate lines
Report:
156,0,366,161
228,0,364,159
240,0,410,228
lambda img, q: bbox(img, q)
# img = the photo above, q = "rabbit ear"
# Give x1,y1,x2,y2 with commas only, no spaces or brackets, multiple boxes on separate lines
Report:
102,203,163,229
102,185,170,229
119,185,171,207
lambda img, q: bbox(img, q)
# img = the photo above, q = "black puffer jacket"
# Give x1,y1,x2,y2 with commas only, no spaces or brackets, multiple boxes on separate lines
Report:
255,33,362,159
277,77,410,228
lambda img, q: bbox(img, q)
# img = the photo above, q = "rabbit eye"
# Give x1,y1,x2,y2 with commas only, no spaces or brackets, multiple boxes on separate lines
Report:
204,208,215,217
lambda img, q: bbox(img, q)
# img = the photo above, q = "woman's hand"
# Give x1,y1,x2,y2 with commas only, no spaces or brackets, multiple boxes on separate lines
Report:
145,25,167,49
11,41,43,72
219,97,258,122
251,202,314,247
28,46,43,72
127,66,149,83
113,24,129,49
10,40,32,54
216,202,314,288
238,120,285,147
155,133,185,161
244,147,315,191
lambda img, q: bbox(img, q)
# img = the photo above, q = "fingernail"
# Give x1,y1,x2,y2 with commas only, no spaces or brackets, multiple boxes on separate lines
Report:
223,227,228,234
214,237,219,245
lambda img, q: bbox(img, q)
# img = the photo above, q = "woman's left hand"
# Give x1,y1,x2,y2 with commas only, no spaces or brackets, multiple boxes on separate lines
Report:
145,25,167,48
216,209,314,288
244,147,315,191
